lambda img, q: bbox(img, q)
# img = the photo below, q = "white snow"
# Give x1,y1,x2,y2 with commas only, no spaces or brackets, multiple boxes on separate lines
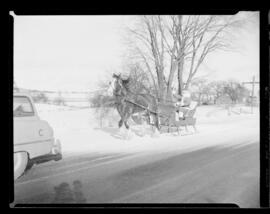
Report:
23,103,260,207
35,103,259,156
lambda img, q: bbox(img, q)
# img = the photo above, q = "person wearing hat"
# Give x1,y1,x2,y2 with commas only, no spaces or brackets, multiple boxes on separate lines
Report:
172,87,183,121
174,90,192,120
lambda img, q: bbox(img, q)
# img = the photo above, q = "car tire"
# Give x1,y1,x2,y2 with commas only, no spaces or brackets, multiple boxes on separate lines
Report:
14,152,28,180
25,161,34,171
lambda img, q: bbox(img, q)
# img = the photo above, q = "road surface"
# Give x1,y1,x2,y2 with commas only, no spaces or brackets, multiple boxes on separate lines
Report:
13,141,259,208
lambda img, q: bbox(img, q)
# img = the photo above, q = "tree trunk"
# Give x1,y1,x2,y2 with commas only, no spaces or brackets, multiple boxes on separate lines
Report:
156,70,167,102
184,75,192,91
159,86,166,101
166,86,173,102
177,59,184,95
166,59,178,101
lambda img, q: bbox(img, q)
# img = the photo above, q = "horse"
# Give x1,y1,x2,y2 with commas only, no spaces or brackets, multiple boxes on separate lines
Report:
107,73,160,134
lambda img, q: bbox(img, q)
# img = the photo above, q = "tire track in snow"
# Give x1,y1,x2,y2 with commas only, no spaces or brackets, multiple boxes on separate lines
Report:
15,153,130,186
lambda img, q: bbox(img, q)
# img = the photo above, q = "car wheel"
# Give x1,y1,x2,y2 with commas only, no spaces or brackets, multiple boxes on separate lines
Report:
25,161,34,171
14,152,28,180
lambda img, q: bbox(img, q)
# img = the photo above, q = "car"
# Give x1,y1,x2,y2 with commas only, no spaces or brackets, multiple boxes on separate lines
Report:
13,92,62,180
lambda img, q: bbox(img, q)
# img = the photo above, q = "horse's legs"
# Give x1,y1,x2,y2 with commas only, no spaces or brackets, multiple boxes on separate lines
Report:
154,114,160,131
124,121,129,129
121,109,133,139
118,119,123,128
116,104,124,129
122,104,133,130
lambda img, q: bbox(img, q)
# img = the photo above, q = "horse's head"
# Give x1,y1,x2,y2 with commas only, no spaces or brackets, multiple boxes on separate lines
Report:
107,73,129,97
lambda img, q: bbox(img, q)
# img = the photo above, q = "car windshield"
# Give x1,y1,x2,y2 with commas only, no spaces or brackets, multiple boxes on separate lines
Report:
13,96,34,117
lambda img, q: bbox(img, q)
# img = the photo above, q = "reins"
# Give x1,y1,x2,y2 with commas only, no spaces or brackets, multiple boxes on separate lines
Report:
111,76,182,118
121,83,177,104
124,98,173,118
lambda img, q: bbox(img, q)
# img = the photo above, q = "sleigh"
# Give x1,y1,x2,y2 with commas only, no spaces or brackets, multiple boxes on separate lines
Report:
131,99,198,134
155,101,198,133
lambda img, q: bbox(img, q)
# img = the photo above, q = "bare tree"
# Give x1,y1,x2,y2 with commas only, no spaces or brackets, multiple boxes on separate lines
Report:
127,14,249,102
126,16,173,102
89,76,116,128
208,81,227,104
223,80,249,104
166,15,246,93
127,63,152,94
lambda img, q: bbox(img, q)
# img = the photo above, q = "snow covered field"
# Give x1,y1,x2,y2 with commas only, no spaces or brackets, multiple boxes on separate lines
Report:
35,103,259,156
17,103,260,207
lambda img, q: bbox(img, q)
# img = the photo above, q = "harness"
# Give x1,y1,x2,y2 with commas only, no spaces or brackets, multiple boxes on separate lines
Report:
111,77,182,119
112,82,157,117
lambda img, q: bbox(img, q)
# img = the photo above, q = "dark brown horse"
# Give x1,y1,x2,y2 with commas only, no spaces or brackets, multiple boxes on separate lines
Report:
108,73,160,132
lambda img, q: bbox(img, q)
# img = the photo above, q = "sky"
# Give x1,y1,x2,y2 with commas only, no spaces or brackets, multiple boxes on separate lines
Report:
12,12,259,93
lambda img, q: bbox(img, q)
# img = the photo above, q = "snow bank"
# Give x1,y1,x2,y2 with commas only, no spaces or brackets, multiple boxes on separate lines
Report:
35,104,259,155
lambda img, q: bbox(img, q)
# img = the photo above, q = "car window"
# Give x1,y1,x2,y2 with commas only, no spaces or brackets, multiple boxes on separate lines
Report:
13,96,35,117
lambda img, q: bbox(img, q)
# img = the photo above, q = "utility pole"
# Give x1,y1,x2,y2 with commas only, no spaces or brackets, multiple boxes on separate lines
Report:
242,76,259,113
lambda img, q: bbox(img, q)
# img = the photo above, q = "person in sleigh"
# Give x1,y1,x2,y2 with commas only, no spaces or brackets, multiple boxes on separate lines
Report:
173,90,192,120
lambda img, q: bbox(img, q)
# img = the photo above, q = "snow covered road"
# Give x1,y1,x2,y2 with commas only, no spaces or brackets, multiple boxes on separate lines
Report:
14,142,259,207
